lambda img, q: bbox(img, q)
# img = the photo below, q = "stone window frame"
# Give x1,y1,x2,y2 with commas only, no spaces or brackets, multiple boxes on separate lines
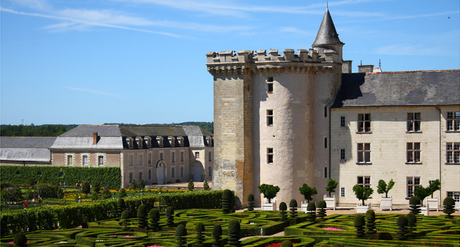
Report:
66,154,74,167
267,148,274,164
407,176,420,198
136,136,144,148
267,77,274,94
446,111,460,132
97,154,105,167
267,109,274,126
446,142,460,164
407,112,421,132
406,142,421,164
180,166,184,178
340,187,346,198
357,176,371,188
447,191,460,202
357,143,371,164
340,116,346,127
82,154,89,166
148,169,152,180
357,113,371,133
126,137,134,149
156,136,164,147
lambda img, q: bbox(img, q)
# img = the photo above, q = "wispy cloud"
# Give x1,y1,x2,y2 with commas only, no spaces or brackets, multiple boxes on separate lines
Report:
67,87,129,99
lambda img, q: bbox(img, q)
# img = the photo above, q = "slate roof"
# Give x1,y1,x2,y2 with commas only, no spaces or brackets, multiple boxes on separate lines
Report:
312,8,343,47
0,137,55,162
332,70,460,108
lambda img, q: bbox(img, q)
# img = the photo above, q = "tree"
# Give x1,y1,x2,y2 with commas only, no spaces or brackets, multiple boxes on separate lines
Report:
299,183,318,203
353,184,374,206
414,186,430,206
325,179,338,197
443,197,455,218
428,179,441,198
203,180,210,191
188,179,194,191
258,184,280,203
377,179,395,198
138,179,145,190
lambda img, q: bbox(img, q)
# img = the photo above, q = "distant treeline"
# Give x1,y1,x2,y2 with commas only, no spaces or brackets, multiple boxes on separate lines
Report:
0,124,78,137
1,122,213,136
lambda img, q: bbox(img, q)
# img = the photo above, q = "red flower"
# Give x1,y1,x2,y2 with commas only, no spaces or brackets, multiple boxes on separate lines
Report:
23,203,29,207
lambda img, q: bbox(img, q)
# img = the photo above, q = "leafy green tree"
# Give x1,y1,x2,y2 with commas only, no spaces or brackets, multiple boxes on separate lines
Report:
353,184,374,206
188,179,194,191
299,183,318,202
414,186,430,206
258,184,280,203
428,179,441,198
203,180,210,191
138,179,145,190
377,179,395,198
130,180,137,190
325,179,338,197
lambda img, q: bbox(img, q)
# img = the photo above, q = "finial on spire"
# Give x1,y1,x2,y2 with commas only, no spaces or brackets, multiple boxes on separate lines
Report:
327,0,328,9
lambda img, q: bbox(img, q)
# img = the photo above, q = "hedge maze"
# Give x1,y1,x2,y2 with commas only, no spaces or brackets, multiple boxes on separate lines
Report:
1,207,459,247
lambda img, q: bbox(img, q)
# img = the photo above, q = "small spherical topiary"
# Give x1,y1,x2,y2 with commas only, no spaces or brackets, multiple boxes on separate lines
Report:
280,240,293,247
14,233,27,247
365,210,375,220
406,212,416,226
121,209,130,219
247,193,254,201
443,196,455,218
228,219,240,234
409,196,421,205
307,202,316,211
397,215,408,227
176,224,187,236
289,199,298,208
397,215,408,240
317,200,326,209
279,202,287,211
247,193,255,211
354,214,365,227
365,210,376,234
166,206,175,226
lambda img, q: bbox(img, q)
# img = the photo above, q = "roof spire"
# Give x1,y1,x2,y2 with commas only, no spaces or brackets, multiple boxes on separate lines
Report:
312,7,343,47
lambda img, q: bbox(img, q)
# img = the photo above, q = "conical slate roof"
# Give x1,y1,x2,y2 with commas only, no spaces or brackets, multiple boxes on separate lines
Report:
312,8,343,47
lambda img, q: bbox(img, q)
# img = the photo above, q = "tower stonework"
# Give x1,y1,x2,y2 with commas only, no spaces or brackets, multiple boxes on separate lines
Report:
207,9,344,207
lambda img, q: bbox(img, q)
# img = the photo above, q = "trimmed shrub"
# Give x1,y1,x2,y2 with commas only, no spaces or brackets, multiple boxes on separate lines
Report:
117,198,125,217
317,200,327,218
121,210,130,230
443,196,455,218
222,189,233,214
203,180,210,191
93,180,101,194
195,222,205,244
280,240,293,247
397,215,408,240
212,224,222,247
279,202,288,222
148,208,160,231
258,184,280,203
354,214,365,237
166,206,174,226
289,199,298,223
130,180,137,190
175,224,187,247
101,186,111,199
14,233,27,247
307,202,316,222
406,212,417,238
366,210,376,234
299,183,318,203
119,188,127,198
409,196,421,215
228,219,241,246
188,179,194,191
247,194,254,211
137,204,147,229
81,181,90,194
90,191,99,201
138,179,145,190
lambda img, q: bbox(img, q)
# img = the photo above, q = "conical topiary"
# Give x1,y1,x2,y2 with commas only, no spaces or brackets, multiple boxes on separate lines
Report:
166,206,175,226
354,214,365,237
289,199,298,223
409,196,421,215
365,210,376,234
279,202,288,222
195,223,205,244
247,194,254,211
222,189,233,214
121,209,130,230
317,200,327,218
117,198,125,218
397,215,408,240
307,202,316,222
175,224,187,247
228,219,241,246
148,208,160,231
137,204,147,229
406,212,417,238
212,224,222,247
443,196,455,218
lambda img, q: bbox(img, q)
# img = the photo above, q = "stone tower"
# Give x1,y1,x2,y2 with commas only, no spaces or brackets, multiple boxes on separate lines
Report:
207,8,344,207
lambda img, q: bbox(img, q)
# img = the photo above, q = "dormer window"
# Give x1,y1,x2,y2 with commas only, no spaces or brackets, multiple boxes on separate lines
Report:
177,136,184,147
156,136,164,147
126,137,134,149
168,136,175,147
206,136,213,146
136,136,143,148
145,136,152,148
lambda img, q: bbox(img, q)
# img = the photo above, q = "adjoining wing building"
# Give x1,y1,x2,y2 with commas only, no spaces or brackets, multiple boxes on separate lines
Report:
206,8,460,208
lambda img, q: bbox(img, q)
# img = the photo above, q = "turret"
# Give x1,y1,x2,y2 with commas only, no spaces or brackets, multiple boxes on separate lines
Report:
312,8,344,63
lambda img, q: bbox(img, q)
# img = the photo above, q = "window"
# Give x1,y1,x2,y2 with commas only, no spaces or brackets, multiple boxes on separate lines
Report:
407,177,420,198
340,187,346,198
447,142,460,164
267,110,273,126
357,113,371,133
129,173,133,183
160,152,164,160
82,155,88,166
139,155,143,166
447,191,460,202
267,77,274,93
171,152,175,163
171,168,175,178
195,152,200,159
209,152,212,162
340,116,345,127
181,152,184,162
340,149,346,160
447,111,460,131
139,172,142,180
267,148,274,164
357,143,371,163
357,176,371,188
148,170,151,180
324,137,328,149
324,167,328,178
98,155,104,166
407,142,421,163
407,113,421,132
324,106,328,118
180,167,184,177
67,155,73,166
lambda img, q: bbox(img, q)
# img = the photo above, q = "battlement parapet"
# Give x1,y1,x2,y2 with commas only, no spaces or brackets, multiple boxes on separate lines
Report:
206,48,324,65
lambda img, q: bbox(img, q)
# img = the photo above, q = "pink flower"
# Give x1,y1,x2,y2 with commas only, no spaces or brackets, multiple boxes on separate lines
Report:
109,235,117,237
147,245,165,247
322,227,345,231
123,235,135,237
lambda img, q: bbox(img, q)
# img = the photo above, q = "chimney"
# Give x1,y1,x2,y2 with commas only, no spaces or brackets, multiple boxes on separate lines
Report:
358,65,374,73
342,60,352,73
93,132,98,145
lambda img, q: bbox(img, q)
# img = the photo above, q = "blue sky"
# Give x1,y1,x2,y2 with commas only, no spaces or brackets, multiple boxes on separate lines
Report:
1,0,459,125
